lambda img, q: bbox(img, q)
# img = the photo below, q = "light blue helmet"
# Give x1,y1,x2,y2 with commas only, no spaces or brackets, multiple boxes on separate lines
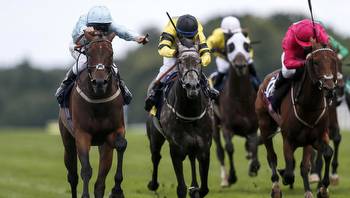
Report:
87,6,112,24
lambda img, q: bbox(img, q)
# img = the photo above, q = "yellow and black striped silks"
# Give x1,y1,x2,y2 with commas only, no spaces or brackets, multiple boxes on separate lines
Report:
158,17,211,66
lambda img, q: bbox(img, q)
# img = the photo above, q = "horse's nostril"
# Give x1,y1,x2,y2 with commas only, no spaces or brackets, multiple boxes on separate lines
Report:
185,83,191,89
195,84,200,89
104,80,108,84
92,79,97,84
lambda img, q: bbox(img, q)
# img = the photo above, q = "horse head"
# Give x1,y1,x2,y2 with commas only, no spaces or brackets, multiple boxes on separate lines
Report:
84,31,116,95
176,38,202,99
306,38,338,100
226,33,251,76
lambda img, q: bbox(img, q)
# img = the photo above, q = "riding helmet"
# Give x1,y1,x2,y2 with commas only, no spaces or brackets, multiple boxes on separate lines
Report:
176,14,198,38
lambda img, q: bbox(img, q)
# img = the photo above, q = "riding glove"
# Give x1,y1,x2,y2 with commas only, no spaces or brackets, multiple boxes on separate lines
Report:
201,52,211,67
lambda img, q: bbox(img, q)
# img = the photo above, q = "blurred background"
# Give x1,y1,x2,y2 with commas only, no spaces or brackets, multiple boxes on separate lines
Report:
0,0,349,128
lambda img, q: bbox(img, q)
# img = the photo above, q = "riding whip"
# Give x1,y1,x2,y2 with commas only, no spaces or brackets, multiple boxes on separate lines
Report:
307,0,318,42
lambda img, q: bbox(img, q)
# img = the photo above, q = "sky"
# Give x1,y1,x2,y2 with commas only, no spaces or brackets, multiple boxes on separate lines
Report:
0,0,349,69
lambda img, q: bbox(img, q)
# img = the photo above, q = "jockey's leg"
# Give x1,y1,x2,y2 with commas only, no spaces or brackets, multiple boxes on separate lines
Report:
214,57,229,90
55,49,87,105
248,62,261,91
112,66,132,105
269,53,294,113
144,57,177,112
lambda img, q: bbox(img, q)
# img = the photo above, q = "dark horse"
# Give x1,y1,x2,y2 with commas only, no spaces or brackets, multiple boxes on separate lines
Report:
146,39,212,198
256,39,338,198
59,31,127,198
309,59,344,186
212,33,260,187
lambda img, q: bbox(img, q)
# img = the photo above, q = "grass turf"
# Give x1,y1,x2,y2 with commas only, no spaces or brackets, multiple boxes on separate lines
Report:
0,127,349,198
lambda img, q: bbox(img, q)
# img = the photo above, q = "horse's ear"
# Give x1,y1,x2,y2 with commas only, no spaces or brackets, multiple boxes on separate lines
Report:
84,31,95,42
107,32,116,42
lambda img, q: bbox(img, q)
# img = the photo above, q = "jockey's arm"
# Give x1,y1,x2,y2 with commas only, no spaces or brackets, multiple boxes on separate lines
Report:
197,30,211,66
158,20,177,58
109,21,141,42
72,15,88,45
283,50,305,70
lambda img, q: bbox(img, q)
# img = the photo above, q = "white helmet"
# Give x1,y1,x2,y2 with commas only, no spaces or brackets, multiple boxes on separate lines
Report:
221,16,241,34
87,6,112,24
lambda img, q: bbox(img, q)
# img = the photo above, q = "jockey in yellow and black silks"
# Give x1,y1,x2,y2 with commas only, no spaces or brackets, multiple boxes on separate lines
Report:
144,14,218,112
207,16,260,91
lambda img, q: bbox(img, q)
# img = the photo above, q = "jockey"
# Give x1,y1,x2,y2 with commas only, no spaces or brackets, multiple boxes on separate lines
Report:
144,14,218,112
269,19,329,112
207,16,260,91
55,5,147,105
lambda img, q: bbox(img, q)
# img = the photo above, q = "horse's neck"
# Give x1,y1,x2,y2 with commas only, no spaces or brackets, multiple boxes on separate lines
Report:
296,72,324,109
167,80,205,116
225,67,253,99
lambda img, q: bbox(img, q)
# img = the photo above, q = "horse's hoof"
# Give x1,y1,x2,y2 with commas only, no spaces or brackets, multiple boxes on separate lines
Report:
200,187,209,197
109,190,125,198
188,187,200,198
220,178,229,188
271,183,282,198
316,186,329,198
147,180,159,191
248,160,261,177
309,173,320,184
228,173,237,185
282,173,294,186
246,152,253,160
82,195,90,198
330,174,339,186
305,191,314,198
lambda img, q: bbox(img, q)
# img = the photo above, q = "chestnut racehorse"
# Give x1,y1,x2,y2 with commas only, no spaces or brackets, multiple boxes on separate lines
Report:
256,39,338,198
59,31,127,198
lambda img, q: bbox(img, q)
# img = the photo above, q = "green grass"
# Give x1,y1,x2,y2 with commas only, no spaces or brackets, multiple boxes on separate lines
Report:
0,128,349,198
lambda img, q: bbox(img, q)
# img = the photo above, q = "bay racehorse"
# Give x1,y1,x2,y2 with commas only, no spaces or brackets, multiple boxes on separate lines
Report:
212,33,260,187
146,38,212,198
59,31,127,198
310,59,344,186
256,39,338,198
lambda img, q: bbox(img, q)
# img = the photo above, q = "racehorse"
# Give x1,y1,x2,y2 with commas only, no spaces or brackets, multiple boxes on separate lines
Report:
310,59,344,186
256,39,338,198
212,33,260,187
59,31,127,198
146,38,212,198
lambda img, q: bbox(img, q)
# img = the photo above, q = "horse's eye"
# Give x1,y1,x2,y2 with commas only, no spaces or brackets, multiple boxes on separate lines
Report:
227,43,235,53
243,42,251,52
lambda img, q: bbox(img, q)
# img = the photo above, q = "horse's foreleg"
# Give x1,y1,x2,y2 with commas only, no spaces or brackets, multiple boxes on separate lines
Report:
60,123,78,198
247,133,261,177
212,117,227,187
222,127,237,185
147,128,165,191
76,131,92,198
110,132,127,198
188,154,200,198
282,139,295,186
170,146,187,198
300,146,313,197
198,150,210,198
94,144,113,198
317,142,333,198
331,128,341,185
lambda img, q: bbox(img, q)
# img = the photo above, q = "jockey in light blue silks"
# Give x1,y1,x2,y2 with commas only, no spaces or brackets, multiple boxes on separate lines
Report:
55,5,147,105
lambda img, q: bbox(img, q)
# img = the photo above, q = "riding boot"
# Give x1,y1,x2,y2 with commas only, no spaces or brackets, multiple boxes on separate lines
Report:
55,68,77,105
248,63,261,91
112,69,133,105
119,79,133,105
201,72,219,100
213,72,225,91
144,81,164,112
269,71,291,113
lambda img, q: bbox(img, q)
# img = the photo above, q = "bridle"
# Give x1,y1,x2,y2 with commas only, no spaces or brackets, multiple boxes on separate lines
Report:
176,48,201,89
84,38,115,84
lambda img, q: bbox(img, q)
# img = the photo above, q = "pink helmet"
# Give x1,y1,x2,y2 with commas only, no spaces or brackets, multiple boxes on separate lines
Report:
293,19,328,47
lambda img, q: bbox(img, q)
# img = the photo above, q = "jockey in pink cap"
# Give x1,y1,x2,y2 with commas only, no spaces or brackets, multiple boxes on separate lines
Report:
269,19,329,112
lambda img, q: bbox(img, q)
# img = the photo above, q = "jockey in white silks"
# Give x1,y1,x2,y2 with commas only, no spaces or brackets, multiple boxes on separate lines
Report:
55,5,147,105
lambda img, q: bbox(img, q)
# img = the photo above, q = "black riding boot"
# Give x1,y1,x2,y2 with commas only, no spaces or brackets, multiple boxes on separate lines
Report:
144,81,163,112
213,72,225,91
55,68,76,105
270,71,291,113
113,71,132,105
248,63,261,91
201,73,219,100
